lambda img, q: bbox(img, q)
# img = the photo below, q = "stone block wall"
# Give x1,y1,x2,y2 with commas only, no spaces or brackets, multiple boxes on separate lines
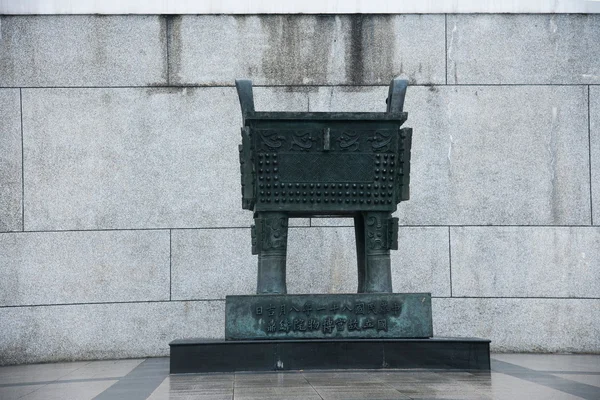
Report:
0,14,599,364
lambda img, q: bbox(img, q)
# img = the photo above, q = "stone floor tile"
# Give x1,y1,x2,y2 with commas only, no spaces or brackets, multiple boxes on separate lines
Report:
310,383,387,391
303,371,382,383
19,380,117,400
234,386,322,400
0,361,90,384
235,395,321,400
58,359,144,380
376,371,457,383
168,376,234,390
235,375,310,388
148,376,233,400
492,354,600,372
553,373,600,388
2,354,600,400
387,380,490,396
488,372,586,400
0,384,46,400
172,386,234,393
171,373,234,382
406,396,491,400
314,387,411,400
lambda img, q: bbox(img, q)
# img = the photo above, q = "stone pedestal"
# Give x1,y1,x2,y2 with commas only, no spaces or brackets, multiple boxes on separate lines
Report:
169,292,491,373
169,337,491,373
225,293,432,340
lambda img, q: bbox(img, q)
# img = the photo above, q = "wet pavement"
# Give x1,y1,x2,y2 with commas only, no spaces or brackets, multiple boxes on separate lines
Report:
1,354,599,399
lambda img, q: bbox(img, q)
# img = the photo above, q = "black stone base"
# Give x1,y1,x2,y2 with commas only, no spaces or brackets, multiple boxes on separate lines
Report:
169,337,490,373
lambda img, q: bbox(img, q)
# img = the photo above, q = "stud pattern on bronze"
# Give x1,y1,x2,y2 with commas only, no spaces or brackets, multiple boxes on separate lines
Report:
255,152,404,208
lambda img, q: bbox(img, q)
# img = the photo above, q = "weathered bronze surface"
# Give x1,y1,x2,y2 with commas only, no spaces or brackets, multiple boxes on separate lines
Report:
237,78,412,295
225,293,432,340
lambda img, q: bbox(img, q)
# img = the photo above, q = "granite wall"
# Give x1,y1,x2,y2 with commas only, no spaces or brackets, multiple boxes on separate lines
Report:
0,14,599,365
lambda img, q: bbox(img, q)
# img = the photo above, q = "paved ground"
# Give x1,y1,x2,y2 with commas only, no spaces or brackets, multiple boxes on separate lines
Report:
0,354,599,399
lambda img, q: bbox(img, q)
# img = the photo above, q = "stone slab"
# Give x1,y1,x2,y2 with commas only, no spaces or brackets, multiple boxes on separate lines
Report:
447,14,600,84
433,298,600,353
309,85,591,225
0,16,167,87
591,86,600,226
171,228,255,300
310,217,354,227
172,227,361,300
0,89,22,232
392,227,451,296
171,226,449,300
451,227,600,298
287,227,358,295
170,337,490,373
492,353,600,373
0,300,224,365
21,87,307,231
225,293,432,339
169,15,445,86
7,1,598,13
0,230,170,306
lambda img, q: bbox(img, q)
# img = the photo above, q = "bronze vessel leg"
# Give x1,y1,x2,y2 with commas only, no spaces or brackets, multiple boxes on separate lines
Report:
253,212,288,294
360,211,395,293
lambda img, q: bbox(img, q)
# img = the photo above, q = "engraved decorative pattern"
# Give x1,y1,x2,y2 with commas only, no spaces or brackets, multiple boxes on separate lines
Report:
258,130,285,150
289,131,316,151
251,224,258,255
337,131,360,152
366,215,386,250
368,131,392,152
262,217,288,250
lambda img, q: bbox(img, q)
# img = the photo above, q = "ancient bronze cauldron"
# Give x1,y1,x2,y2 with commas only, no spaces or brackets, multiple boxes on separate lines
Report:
237,78,412,295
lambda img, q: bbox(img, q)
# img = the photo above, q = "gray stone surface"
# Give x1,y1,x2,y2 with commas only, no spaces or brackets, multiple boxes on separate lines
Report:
0,230,170,306
447,14,600,84
491,354,600,373
254,86,309,113
393,227,450,296
310,217,353,227
451,227,600,298
171,228,255,299
288,227,359,295
0,89,22,232
309,85,591,225
171,227,357,299
0,16,167,87
169,15,445,86
171,226,449,299
591,86,599,226
21,87,307,230
288,219,310,227
433,298,600,353
0,300,223,365
308,86,387,113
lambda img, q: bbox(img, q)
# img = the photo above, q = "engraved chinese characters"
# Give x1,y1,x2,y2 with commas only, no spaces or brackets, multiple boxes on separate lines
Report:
225,293,433,340
255,299,401,335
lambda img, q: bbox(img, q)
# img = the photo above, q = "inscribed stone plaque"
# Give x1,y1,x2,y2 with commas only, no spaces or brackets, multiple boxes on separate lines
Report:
225,293,432,340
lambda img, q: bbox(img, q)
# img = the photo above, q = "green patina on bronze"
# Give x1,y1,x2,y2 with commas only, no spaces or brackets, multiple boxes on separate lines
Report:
236,78,413,295
225,293,432,340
